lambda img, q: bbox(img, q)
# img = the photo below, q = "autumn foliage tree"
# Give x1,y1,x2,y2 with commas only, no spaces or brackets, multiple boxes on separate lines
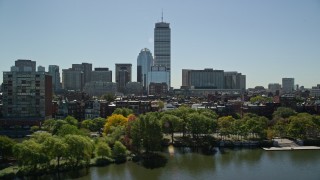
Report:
104,114,128,135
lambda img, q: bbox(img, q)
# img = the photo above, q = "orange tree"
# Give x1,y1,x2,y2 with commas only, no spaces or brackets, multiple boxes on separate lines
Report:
104,114,128,135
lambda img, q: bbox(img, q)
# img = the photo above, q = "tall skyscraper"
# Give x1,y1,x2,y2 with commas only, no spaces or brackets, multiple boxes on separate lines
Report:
282,78,294,94
2,60,52,119
154,15,171,87
115,63,132,93
137,48,153,91
48,65,62,92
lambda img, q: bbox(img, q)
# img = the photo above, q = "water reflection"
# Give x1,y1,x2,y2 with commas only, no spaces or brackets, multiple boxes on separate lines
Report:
34,148,320,180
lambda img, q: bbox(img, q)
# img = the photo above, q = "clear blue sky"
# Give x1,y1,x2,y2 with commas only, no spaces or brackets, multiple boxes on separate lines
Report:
0,0,319,88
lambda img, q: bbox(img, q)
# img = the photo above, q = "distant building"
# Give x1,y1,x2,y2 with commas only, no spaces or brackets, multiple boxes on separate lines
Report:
38,66,45,72
187,68,224,89
182,69,192,87
91,67,112,82
310,84,320,97
147,66,170,94
62,68,84,91
148,82,168,96
137,48,153,91
115,63,132,93
15,59,36,72
154,18,171,87
282,78,294,94
83,81,117,97
48,65,62,92
224,71,246,92
72,63,92,84
268,83,281,95
125,82,143,95
2,60,52,119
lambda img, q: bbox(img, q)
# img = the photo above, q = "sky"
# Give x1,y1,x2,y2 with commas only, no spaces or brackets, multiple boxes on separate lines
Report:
0,0,319,89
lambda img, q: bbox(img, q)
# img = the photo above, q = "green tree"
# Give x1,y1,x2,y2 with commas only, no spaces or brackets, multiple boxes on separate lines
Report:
81,119,94,131
112,141,127,162
64,116,79,126
57,124,83,137
64,135,94,167
30,125,40,133
131,113,163,153
31,131,53,143
287,113,317,139
13,140,47,170
42,119,56,132
101,93,115,102
217,116,235,140
250,95,273,104
161,114,182,143
42,136,68,169
173,106,196,137
245,116,268,139
113,108,134,117
186,113,209,139
52,120,68,135
0,136,16,162
96,142,112,158
273,107,297,119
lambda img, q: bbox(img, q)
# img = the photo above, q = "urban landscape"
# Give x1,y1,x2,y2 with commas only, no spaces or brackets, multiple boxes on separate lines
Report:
0,1,320,180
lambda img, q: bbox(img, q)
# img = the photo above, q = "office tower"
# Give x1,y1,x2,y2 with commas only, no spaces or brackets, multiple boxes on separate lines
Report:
84,82,117,97
137,48,153,90
15,59,36,72
72,63,92,84
224,72,246,92
38,66,45,72
91,68,112,82
2,60,52,119
62,68,84,91
268,83,281,94
182,69,192,87
115,64,132,92
239,74,246,92
188,69,224,89
48,65,62,92
282,78,294,94
148,66,170,86
154,16,171,87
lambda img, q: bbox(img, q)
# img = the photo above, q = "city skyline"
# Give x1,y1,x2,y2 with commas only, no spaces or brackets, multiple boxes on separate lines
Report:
0,0,319,88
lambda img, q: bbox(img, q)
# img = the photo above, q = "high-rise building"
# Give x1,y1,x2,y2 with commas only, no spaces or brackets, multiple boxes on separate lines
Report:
188,69,225,89
72,63,92,84
154,17,171,87
62,68,84,91
115,64,132,93
48,65,62,92
15,59,36,72
2,60,52,119
224,71,246,92
268,83,281,94
182,69,192,87
182,69,245,91
137,48,153,91
83,81,117,97
282,78,294,94
147,66,170,92
91,68,112,82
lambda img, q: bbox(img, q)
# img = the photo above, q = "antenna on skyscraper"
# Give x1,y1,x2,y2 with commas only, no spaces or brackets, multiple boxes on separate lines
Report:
161,9,163,22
